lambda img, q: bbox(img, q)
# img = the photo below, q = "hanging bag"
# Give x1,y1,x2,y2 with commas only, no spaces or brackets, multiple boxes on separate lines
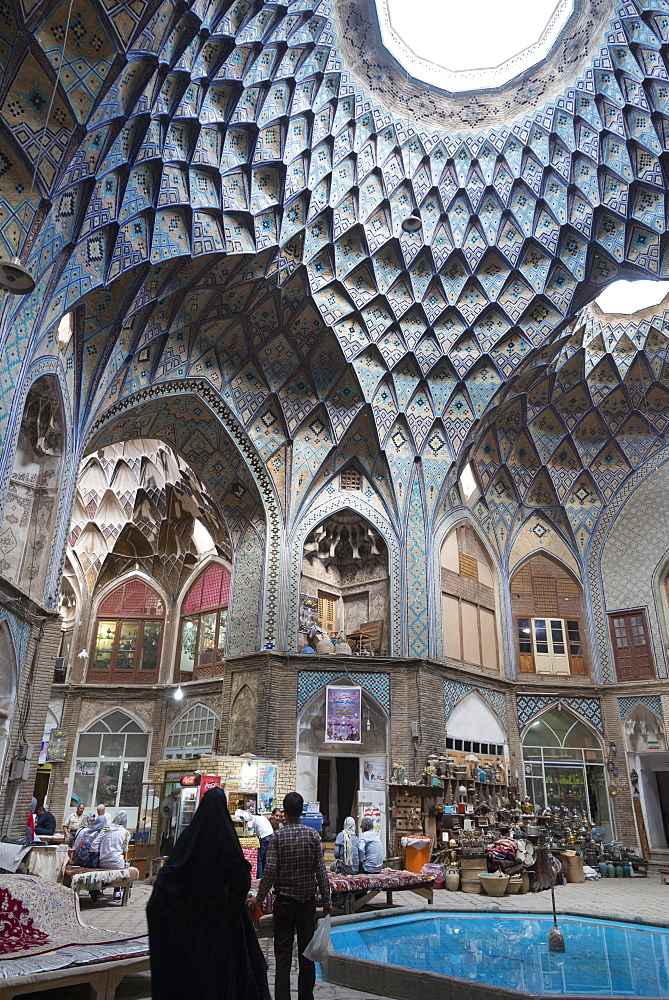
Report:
303,914,332,964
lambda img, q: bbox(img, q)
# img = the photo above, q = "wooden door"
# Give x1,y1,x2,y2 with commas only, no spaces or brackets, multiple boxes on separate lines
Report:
609,611,654,680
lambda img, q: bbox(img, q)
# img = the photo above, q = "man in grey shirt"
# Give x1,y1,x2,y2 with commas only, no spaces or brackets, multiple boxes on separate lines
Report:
359,816,383,873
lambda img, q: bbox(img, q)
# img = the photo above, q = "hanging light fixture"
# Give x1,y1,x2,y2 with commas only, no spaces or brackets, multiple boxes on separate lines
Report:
401,208,422,233
174,685,184,700
2,0,74,296
0,258,35,295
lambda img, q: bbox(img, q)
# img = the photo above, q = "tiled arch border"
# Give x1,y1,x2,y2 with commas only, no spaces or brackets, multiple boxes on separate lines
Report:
297,670,390,715
617,695,663,722
444,678,508,735
516,694,604,737
84,379,283,651
287,493,401,656
0,357,75,609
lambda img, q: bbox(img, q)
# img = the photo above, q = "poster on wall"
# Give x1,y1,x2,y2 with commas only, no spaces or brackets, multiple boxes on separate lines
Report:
46,728,69,762
240,760,258,792
258,763,278,813
362,760,387,790
299,596,319,649
325,685,361,743
75,760,97,775
357,790,386,854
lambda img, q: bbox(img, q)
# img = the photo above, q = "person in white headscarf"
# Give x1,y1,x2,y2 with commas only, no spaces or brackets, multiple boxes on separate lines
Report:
97,811,130,869
334,816,360,874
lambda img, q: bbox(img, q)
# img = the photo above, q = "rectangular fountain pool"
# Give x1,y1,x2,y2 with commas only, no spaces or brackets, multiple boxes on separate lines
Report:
329,912,669,997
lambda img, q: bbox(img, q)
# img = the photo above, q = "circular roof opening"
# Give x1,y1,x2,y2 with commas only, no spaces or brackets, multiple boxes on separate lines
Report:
376,0,574,93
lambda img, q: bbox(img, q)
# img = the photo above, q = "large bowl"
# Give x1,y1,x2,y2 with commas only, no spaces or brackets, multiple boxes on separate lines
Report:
506,877,522,894
478,872,509,897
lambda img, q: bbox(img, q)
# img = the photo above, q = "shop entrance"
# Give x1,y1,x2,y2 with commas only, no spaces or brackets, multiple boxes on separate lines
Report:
656,772,669,846
317,756,359,831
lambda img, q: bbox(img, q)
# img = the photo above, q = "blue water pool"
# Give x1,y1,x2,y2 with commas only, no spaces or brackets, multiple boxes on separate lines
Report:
329,912,669,997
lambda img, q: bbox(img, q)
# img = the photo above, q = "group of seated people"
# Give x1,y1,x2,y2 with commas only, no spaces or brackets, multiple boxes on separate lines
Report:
70,808,131,901
333,816,384,874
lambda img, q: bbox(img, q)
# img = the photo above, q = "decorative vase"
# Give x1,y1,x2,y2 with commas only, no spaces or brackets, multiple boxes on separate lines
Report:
614,864,624,878
598,861,608,878
519,871,531,894
315,636,334,655
445,866,460,891
606,862,615,878
623,861,630,877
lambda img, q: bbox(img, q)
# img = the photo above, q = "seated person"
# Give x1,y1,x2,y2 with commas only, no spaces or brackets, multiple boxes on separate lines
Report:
358,816,383,874
34,805,56,837
97,811,130,869
334,816,360,874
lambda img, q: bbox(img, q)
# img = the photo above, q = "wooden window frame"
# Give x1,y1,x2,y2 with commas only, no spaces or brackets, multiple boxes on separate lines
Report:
443,594,499,670
317,590,339,636
608,608,655,682
88,614,163,684
517,616,587,676
175,606,228,681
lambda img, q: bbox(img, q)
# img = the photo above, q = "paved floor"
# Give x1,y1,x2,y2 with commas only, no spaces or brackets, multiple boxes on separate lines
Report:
26,875,669,999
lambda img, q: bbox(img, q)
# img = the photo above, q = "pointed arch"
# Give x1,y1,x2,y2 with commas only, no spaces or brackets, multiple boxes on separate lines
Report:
288,495,401,655
165,703,221,758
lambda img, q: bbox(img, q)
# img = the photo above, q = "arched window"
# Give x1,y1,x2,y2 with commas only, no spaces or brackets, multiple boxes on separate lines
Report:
176,564,230,681
522,706,612,839
69,710,149,829
164,704,220,759
510,554,587,676
88,580,164,683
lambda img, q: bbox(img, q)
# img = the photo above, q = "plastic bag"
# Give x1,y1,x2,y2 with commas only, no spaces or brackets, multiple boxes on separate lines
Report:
421,862,445,888
303,914,332,963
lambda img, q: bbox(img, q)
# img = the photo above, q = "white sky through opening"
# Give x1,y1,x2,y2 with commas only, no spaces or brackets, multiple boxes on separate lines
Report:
384,0,562,72
594,280,669,315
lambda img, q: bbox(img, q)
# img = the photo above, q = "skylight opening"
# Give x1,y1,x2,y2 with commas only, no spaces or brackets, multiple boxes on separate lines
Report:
594,280,669,316
57,312,74,351
377,0,573,93
192,518,215,554
460,463,478,500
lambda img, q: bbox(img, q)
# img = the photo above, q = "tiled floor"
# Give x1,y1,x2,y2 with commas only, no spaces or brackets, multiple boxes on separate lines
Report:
21,876,669,999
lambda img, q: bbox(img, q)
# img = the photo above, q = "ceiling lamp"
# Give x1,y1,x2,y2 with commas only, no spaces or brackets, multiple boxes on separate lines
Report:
0,257,35,295
401,209,422,233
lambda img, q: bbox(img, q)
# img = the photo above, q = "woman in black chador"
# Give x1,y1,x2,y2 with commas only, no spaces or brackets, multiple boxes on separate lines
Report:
147,786,270,1000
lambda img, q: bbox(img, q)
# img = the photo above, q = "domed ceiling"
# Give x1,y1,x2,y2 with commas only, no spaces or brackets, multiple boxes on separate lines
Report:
2,0,669,555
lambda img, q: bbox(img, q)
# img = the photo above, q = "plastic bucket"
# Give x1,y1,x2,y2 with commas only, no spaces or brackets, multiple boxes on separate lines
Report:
405,837,431,873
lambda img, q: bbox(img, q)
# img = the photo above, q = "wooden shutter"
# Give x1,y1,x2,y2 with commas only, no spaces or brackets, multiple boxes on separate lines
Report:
317,592,337,634
609,611,655,681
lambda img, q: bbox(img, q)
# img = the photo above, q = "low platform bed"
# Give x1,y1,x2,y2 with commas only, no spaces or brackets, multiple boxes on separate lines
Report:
252,868,434,916
0,875,148,1000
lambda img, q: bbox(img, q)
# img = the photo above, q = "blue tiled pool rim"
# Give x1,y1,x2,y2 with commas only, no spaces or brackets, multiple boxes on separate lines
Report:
327,909,669,999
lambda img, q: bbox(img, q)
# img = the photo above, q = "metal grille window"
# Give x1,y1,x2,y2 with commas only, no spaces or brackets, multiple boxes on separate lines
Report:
164,704,220,759
340,469,361,490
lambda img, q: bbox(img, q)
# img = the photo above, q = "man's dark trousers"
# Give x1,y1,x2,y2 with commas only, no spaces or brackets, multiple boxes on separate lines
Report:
273,894,317,1000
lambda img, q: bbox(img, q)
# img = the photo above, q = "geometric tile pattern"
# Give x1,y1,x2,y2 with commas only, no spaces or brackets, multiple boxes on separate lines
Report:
618,695,663,722
516,694,604,735
406,476,429,657
444,679,508,734
296,670,390,714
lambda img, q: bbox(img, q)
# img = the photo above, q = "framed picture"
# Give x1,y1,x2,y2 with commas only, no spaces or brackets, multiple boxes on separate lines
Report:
325,685,361,743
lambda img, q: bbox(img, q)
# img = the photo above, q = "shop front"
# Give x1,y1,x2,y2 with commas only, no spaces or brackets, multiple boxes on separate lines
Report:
522,706,613,840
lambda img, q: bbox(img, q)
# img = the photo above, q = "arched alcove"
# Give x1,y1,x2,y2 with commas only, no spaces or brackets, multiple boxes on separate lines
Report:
296,683,389,837
510,553,587,676
522,705,612,838
0,624,16,775
300,510,389,654
446,692,506,748
176,563,231,682
624,704,669,849
0,376,64,599
87,578,165,684
228,685,257,755
440,523,498,670
625,705,667,754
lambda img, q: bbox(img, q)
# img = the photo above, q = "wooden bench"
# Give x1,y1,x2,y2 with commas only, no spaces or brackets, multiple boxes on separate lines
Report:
63,864,139,905
0,875,148,1000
